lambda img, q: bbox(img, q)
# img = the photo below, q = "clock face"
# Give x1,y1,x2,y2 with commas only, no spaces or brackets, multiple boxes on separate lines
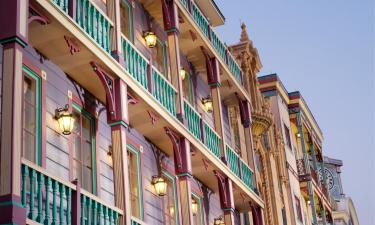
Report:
318,168,334,190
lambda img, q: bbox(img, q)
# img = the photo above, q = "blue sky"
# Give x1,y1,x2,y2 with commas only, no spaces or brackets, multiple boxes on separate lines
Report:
214,0,374,224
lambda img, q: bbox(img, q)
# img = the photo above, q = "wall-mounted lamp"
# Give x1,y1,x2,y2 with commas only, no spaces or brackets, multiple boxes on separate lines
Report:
201,96,213,113
144,31,157,48
307,200,311,205
214,217,225,225
296,133,301,138
151,175,167,196
55,104,75,135
191,198,198,215
180,68,187,80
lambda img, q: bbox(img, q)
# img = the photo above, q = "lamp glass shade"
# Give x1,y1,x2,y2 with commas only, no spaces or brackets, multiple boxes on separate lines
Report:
180,68,187,80
144,32,157,48
56,110,75,135
152,176,167,196
202,97,213,113
214,218,225,225
191,198,198,215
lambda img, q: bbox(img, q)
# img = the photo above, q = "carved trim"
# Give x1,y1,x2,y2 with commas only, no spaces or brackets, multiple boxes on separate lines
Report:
64,36,80,55
235,92,251,128
202,159,210,171
214,170,229,209
164,127,183,173
161,0,172,30
90,62,116,121
189,30,197,41
147,110,159,124
127,93,139,105
29,4,50,25
201,47,220,86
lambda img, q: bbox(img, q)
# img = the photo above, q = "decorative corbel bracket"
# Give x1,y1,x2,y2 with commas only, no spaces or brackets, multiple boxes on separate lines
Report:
214,170,230,209
64,36,80,55
29,5,50,25
201,46,220,86
235,92,252,128
90,62,116,122
164,127,184,173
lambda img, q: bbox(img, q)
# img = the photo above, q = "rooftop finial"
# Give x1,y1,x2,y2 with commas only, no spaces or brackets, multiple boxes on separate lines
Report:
240,22,249,42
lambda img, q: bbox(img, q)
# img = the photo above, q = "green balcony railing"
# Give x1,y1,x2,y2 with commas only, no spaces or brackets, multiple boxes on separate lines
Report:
226,145,240,177
76,0,112,53
228,54,242,84
80,190,121,225
204,122,221,159
191,2,210,38
210,29,227,63
179,0,189,10
21,160,123,225
52,0,68,13
183,99,202,141
151,67,177,116
21,161,75,225
122,35,149,90
241,160,254,190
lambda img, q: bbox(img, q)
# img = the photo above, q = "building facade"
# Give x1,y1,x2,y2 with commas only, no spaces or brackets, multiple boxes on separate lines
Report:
0,0,264,225
0,0,355,225
258,74,336,225
323,157,359,225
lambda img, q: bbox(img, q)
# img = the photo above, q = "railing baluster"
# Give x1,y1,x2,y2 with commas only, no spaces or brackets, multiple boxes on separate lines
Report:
21,165,28,207
98,204,103,225
29,169,36,220
52,180,58,225
93,201,98,225
59,184,65,225
44,177,51,225
37,172,44,222
66,188,72,225
87,198,92,225
81,195,86,225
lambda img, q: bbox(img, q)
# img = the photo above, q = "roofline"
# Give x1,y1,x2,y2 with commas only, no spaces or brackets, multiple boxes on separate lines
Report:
211,0,226,22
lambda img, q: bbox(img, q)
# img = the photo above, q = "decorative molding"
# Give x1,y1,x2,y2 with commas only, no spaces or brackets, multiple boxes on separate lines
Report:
127,93,139,105
64,36,80,55
147,110,159,124
235,92,251,128
189,30,197,41
90,62,116,121
213,170,230,209
201,47,220,86
29,4,50,25
164,127,183,172
202,159,210,171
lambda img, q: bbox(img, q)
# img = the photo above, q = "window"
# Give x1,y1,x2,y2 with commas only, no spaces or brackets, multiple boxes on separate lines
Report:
192,194,204,225
162,170,179,225
229,107,241,151
294,195,303,222
127,144,143,219
284,124,292,149
154,39,168,76
71,103,96,193
120,0,133,41
22,65,41,165
182,72,194,104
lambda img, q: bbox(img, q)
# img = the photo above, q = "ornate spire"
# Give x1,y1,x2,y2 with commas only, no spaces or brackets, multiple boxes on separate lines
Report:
240,23,249,42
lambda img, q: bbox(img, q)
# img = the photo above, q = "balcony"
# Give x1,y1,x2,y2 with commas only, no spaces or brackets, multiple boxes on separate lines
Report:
226,145,254,191
21,159,122,225
29,0,263,210
177,0,244,85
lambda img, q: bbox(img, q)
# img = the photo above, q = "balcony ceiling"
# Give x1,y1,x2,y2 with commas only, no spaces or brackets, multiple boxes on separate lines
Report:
195,0,225,27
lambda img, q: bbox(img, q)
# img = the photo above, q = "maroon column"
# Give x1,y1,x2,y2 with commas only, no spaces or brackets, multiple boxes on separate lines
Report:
165,128,193,225
0,0,28,224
